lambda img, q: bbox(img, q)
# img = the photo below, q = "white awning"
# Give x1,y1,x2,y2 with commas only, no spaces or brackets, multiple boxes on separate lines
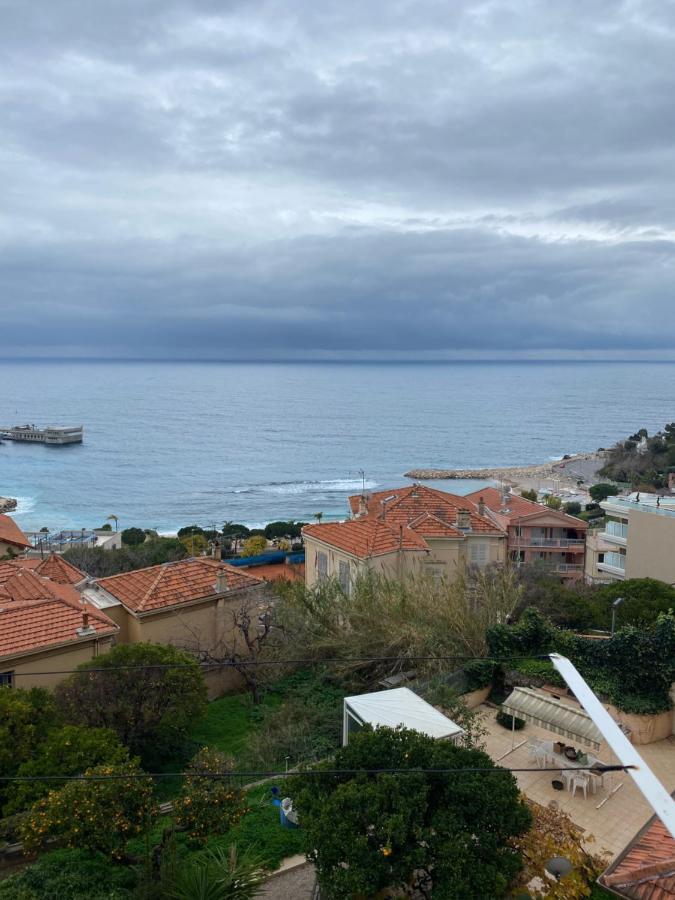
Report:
344,687,463,743
502,686,603,750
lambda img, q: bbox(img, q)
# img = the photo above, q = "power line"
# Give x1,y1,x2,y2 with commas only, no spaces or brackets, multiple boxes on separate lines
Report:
10,653,550,678
0,764,632,783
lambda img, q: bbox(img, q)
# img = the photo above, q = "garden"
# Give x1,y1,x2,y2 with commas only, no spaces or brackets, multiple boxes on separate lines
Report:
3,566,669,898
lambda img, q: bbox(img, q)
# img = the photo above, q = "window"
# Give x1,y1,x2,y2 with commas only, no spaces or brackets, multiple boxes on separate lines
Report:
469,541,488,566
0,671,14,688
338,560,351,594
317,551,328,580
598,553,605,563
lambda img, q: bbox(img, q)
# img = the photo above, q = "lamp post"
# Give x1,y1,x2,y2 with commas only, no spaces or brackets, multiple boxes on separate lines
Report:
611,596,624,636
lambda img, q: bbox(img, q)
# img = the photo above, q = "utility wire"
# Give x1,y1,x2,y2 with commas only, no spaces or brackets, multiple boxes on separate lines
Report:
10,654,550,678
0,765,632,783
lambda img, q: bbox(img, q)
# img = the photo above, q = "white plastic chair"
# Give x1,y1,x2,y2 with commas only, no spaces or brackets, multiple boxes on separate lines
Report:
570,773,589,799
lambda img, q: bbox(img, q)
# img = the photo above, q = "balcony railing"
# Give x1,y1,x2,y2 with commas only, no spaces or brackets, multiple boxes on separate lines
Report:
522,537,586,548
603,521,628,540
555,564,584,573
601,552,626,570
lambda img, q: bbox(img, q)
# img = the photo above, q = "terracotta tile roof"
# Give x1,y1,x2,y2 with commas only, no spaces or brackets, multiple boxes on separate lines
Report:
0,567,117,658
348,484,504,535
95,558,263,613
0,514,31,549
464,486,587,528
303,519,429,559
13,553,86,585
600,798,675,899
406,512,464,538
240,562,305,583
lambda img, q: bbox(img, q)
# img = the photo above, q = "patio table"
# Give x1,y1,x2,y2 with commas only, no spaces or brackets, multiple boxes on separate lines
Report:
550,749,610,795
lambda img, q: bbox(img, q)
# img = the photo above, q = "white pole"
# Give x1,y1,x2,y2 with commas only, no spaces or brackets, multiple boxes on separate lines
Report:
550,653,675,839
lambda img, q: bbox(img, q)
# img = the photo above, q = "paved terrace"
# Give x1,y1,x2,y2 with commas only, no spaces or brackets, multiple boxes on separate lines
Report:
481,704,675,859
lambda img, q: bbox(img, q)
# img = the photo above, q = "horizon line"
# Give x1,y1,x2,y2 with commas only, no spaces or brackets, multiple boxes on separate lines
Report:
3,356,675,365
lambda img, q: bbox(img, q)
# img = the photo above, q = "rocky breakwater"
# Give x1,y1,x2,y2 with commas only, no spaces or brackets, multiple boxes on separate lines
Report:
405,451,604,489
0,497,18,513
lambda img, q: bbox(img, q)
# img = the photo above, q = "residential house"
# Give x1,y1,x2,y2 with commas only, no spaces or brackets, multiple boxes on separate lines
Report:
596,494,675,583
0,514,32,558
81,557,269,697
465,487,587,581
12,552,87,586
0,563,118,689
303,484,506,590
598,793,675,897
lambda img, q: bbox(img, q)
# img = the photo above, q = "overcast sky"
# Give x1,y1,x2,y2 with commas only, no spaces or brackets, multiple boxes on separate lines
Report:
2,0,675,359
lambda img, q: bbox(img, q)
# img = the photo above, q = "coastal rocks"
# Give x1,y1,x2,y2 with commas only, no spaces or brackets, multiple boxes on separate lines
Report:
0,497,17,513
404,452,603,486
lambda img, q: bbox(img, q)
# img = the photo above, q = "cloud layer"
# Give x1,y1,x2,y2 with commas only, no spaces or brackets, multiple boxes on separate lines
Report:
2,0,675,357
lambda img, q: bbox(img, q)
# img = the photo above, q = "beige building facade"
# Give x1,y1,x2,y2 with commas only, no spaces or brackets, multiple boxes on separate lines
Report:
83,558,270,697
304,485,507,590
595,496,675,583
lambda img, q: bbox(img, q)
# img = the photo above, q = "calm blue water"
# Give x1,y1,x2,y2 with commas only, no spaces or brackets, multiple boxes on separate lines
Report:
0,360,672,532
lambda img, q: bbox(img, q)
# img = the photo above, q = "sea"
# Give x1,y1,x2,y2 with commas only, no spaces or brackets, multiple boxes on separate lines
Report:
1,360,673,533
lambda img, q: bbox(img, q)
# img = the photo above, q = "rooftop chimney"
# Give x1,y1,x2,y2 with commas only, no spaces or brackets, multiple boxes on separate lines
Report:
456,508,471,531
76,608,95,637
358,495,368,517
478,496,486,517
212,540,222,561
215,569,229,593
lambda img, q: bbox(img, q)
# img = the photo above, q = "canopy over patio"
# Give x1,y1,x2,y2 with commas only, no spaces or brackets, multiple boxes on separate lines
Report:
343,687,464,746
502,686,603,750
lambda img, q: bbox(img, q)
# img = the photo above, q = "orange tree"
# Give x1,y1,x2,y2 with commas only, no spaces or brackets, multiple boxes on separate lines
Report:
293,726,531,900
21,761,155,860
174,747,247,845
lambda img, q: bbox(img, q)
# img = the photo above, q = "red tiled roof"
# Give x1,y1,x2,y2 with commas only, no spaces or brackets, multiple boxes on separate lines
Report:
96,558,263,613
464,486,587,527
241,562,305,583
13,553,86,585
600,799,675,899
0,567,117,658
303,518,429,559
407,512,464,537
348,484,504,535
0,514,31,549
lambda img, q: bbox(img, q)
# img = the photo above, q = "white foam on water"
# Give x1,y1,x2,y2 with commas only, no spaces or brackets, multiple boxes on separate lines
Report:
263,479,379,495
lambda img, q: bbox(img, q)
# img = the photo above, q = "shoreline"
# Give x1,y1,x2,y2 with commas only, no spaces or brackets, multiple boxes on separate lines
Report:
405,451,605,494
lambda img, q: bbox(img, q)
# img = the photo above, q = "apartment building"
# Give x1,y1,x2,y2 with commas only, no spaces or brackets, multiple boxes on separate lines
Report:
465,487,587,581
595,495,675,583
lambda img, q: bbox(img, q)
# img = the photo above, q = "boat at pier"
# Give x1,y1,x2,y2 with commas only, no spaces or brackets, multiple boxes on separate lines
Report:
0,424,83,445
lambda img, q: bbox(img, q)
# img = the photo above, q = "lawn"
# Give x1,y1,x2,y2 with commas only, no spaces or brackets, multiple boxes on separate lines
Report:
188,691,281,762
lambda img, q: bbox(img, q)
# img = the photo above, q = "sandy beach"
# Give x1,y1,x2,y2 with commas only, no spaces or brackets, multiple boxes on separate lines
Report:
405,451,605,496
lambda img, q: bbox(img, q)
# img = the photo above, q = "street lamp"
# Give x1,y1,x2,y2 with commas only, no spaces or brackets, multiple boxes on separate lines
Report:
611,596,624,636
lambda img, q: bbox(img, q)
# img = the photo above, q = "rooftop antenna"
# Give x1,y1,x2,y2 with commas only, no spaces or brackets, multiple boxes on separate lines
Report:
358,469,366,495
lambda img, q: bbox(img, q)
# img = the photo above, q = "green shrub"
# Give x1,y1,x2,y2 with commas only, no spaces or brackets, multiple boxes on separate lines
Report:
0,848,136,899
496,711,525,730
462,659,494,691
509,659,566,688
120,526,146,546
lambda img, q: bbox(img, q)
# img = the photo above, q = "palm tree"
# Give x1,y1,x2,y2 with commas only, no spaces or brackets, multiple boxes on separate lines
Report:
313,512,324,523
107,514,119,532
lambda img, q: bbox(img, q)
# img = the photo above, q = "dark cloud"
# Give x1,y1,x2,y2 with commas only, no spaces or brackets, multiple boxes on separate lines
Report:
1,0,675,357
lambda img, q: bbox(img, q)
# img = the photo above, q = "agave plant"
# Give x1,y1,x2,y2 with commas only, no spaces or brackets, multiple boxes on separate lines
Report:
166,844,267,900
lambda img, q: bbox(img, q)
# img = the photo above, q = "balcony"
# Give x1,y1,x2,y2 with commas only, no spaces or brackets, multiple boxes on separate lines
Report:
597,551,626,579
555,563,584,573
601,520,628,546
527,537,586,548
